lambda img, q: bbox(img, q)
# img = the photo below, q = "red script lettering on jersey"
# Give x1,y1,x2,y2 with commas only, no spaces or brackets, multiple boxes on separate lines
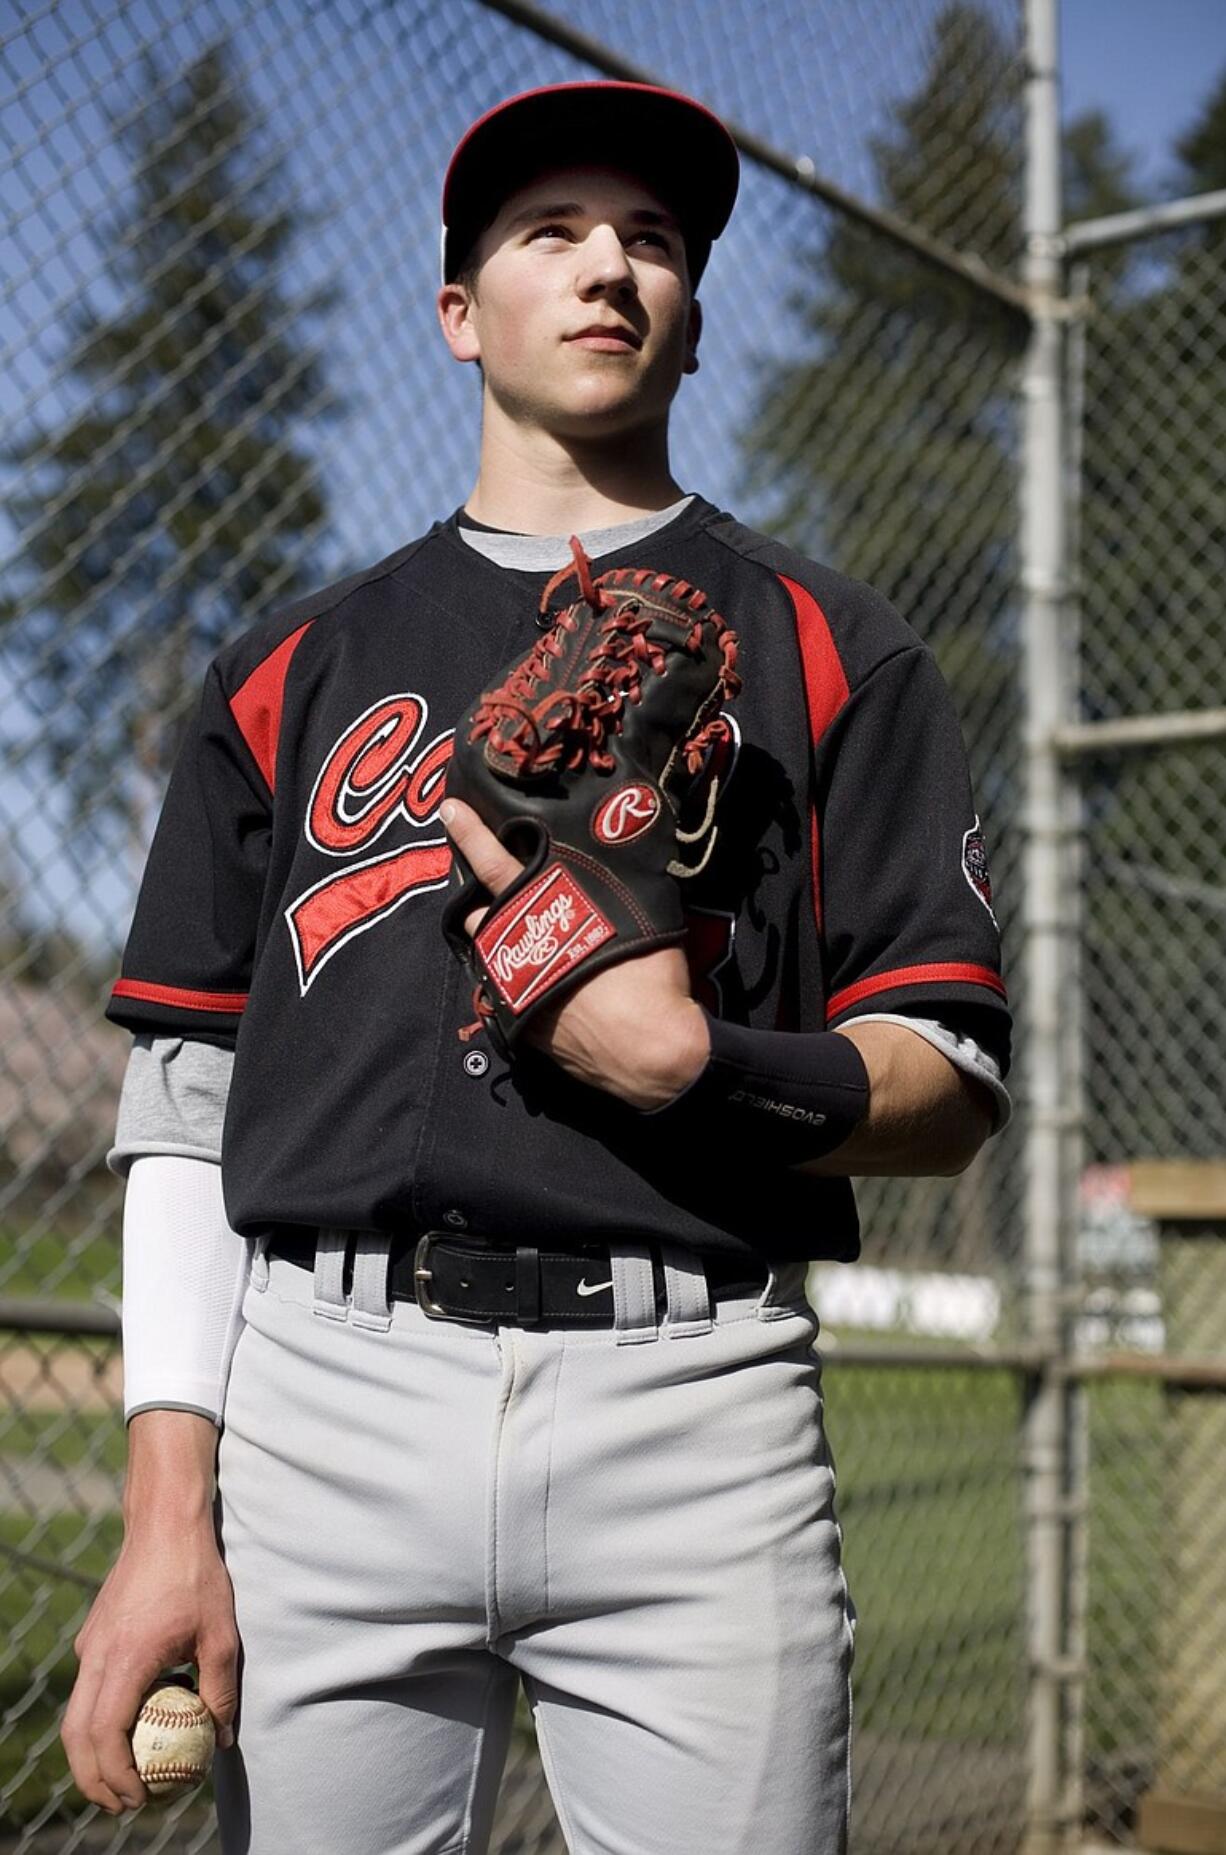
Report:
287,693,454,993
307,695,452,854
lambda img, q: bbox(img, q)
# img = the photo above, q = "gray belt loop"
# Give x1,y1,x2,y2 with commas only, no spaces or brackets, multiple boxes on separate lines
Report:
311,1226,351,1322
350,1233,393,1332
515,1246,541,1325
660,1243,713,1336
611,1242,659,1345
249,1232,271,1294
756,1257,810,1319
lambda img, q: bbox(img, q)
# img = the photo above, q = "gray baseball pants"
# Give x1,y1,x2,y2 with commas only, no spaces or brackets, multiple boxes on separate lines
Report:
211,1233,856,1854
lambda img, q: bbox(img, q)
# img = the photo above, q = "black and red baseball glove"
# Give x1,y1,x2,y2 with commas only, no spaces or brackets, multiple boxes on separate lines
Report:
441,535,741,1056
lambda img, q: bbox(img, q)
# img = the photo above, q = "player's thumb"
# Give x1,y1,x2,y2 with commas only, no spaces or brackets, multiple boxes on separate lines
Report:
195,1639,239,1750
440,799,523,898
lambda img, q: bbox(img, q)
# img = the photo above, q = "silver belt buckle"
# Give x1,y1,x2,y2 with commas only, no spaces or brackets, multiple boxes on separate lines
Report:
413,1232,496,1326
412,1232,453,1319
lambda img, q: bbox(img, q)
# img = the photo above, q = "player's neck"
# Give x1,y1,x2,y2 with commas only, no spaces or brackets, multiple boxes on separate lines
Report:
465,411,684,537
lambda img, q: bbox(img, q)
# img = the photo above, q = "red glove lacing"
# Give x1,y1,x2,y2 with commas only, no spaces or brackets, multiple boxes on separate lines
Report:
469,536,741,777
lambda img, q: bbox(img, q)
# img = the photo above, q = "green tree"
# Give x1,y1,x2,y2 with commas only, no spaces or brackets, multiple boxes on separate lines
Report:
1173,67,1226,203
737,5,1024,665
2,40,341,850
735,4,1140,747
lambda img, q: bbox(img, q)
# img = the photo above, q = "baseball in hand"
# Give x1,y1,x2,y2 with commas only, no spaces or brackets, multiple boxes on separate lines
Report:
130,1683,216,1800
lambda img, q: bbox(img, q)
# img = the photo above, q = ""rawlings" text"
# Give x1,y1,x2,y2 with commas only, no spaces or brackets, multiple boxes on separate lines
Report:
488,895,577,979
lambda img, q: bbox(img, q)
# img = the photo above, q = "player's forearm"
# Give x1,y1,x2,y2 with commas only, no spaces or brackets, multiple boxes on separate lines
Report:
794,1021,995,1177
119,1154,252,1429
123,1410,219,1531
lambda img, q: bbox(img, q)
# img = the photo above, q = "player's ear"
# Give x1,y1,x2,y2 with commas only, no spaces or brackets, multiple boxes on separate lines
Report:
438,283,481,365
683,297,702,376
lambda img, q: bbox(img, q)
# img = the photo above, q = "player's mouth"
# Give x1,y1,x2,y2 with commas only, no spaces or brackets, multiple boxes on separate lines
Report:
565,323,643,351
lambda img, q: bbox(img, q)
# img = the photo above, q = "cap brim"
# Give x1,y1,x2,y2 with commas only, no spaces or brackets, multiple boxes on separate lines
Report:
441,81,739,287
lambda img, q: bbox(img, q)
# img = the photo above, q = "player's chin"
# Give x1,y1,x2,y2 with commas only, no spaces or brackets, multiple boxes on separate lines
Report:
553,368,681,433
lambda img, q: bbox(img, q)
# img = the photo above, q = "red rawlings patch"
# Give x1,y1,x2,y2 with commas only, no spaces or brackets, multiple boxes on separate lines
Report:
475,864,615,1014
591,782,660,845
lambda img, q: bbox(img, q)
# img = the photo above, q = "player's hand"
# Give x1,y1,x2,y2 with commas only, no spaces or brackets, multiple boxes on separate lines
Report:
61,1519,239,1814
441,798,710,1109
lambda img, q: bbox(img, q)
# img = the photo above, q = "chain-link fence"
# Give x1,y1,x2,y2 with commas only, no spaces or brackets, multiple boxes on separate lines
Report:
1,0,1223,1849
1069,191,1226,1850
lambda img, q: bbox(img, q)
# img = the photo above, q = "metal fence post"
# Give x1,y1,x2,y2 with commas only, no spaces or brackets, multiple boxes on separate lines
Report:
1021,1,1083,1849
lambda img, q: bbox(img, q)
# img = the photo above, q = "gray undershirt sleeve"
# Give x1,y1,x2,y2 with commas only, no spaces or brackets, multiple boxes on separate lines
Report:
107,1034,233,1175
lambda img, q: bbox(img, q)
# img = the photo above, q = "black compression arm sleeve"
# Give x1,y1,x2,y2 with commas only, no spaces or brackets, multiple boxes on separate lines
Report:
638,1008,870,1165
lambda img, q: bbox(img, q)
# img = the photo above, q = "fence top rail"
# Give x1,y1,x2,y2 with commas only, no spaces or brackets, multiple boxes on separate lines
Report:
1064,185,1226,253
480,0,1035,319
815,1339,1226,1389
1053,709,1226,757
0,1297,120,1336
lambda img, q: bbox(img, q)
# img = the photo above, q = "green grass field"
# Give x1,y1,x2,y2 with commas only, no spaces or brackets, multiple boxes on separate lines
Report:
0,1407,127,1476
825,1363,1029,1751
0,1344,1169,1843
0,1229,121,1304
0,1511,123,1831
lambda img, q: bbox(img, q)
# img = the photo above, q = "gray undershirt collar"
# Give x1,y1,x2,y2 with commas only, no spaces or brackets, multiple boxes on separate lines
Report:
455,494,696,572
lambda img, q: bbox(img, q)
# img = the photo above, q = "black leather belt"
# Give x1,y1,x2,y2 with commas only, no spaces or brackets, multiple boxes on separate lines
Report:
266,1229,769,1328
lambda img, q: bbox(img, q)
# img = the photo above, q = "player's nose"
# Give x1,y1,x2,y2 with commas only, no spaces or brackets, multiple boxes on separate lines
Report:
575,225,637,296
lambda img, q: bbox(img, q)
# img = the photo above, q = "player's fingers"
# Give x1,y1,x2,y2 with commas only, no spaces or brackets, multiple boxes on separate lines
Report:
440,799,525,933
197,1627,241,1749
61,1656,137,1815
89,1659,163,1812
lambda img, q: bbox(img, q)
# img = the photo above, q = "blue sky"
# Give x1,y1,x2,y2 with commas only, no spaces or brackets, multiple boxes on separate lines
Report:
1063,0,1226,193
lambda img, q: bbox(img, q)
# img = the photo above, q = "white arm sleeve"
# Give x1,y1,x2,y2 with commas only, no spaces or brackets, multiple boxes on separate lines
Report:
121,1154,253,1429
845,1012,1013,1135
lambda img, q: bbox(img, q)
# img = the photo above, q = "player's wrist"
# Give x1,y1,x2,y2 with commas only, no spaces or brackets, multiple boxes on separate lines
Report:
123,1410,219,1531
619,998,712,1111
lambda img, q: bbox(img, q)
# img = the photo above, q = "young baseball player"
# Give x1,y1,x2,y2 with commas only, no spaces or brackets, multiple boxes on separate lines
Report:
63,82,1012,1853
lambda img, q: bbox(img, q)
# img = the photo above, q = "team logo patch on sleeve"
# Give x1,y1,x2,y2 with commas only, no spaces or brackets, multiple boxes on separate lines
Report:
961,817,997,925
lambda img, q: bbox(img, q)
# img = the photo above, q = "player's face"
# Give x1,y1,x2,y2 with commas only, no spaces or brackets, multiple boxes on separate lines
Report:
439,164,701,440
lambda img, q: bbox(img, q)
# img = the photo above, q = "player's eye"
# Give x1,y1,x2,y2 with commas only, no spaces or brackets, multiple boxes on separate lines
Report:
633,230,672,249
527,223,571,241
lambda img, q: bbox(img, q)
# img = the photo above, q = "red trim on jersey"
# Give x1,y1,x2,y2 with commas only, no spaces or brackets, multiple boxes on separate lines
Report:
229,621,313,794
111,978,249,1014
828,962,1008,1019
288,840,454,989
778,574,850,939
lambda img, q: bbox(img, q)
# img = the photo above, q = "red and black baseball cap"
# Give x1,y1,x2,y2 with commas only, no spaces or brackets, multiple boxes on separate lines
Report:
440,81,740,291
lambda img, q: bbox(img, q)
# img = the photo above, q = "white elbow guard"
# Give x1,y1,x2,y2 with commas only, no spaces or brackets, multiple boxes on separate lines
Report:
121,1155,253,1428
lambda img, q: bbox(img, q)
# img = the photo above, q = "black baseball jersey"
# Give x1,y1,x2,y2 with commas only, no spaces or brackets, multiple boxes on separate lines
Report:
106,494,1010,1265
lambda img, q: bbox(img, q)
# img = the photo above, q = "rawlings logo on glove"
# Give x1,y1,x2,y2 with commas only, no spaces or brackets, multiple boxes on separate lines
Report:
477,865,614,1006
440,535,741,1056
592,784,660,843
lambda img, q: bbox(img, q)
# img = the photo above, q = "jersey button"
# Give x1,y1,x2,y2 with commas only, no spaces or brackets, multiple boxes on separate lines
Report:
443,1208,468,1230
